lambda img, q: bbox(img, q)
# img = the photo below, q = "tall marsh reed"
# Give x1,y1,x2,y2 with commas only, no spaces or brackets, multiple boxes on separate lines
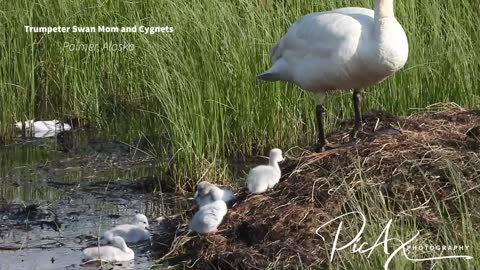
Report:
1,0,479,183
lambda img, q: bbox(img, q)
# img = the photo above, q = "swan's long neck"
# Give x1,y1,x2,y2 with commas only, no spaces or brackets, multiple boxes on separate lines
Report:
374,0,395,20
373,0,399,43
269,158,280,172
371,0,408,72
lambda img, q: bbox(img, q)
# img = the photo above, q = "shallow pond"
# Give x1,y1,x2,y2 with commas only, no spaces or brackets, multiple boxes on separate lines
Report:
0,130,188,270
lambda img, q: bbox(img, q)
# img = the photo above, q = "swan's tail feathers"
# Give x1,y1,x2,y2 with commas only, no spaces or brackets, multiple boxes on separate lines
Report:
256,60,288,82
256,71,280,82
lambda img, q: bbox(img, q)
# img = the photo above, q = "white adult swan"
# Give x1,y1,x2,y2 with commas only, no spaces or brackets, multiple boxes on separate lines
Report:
247,148,284,194
257,0,408,151
82,236,134,262
14,120,72,138
103,214,150,243
190,186,228,234
194,181,235,207
14,120,72,131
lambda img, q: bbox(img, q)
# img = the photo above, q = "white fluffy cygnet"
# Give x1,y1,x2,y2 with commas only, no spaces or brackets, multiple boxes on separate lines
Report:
190,186,228,234
194,181,235,207
247,148,284,194
103,214,150,243
82,236,134,262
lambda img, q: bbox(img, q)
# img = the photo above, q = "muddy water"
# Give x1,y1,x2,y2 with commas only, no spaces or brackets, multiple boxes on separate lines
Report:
0,131,188,270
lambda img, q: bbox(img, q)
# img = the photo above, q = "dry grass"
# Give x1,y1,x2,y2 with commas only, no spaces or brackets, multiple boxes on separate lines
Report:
153,104,480,269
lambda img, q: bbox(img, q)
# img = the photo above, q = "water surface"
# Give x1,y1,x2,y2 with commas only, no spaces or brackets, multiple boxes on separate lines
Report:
0,130,187,270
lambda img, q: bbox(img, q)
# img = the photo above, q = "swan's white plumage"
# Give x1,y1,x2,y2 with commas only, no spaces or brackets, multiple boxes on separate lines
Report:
82,236,134,262
194,181,235,207
14,120,72,132
189,200,228,234
103,214,150,243
247,165,279,194
190,183,228,234
258,0,408,95
247,148,284,194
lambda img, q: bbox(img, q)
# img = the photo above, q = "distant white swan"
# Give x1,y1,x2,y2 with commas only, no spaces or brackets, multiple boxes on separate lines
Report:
257,0,408,151
190,186,228,234
15,120,71,131
103,214,150,243
14,120,72,138
194,181,235,207
82,236,134,262
247,148,284,194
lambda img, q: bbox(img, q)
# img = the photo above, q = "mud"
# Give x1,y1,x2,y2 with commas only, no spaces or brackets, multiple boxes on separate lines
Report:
0,131,187,270
158,104,480,269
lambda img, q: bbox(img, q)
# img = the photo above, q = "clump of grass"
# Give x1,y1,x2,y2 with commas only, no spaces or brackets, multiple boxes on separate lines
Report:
155,106,480,269
1,0,479,184
336,160,480,270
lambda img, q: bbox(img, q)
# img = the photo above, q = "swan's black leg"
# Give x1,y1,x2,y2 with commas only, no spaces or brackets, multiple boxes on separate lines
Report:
351,89,363,140
315,104,329,152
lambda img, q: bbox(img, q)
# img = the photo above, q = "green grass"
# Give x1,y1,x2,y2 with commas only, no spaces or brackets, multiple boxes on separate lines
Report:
1,0,479,184
326,162,480,270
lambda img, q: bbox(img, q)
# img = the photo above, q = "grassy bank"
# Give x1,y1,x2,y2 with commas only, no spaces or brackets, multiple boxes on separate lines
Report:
1,0,479,184
155,106,480,269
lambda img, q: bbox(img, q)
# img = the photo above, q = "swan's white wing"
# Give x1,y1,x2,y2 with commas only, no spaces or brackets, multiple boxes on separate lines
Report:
83,245,134,262
270,8,373,62
190,213,210,233
190,201,227,234
14,119,71,133
260,8,375,91
84,235,134,262
83,246,118,262
125,227,150,242
189,212,204,232
32,121,51,131
208,202,227,222
104,224,135,237
33,129,56,138
247,165,280,193
247,174,269,194
104,224,150,243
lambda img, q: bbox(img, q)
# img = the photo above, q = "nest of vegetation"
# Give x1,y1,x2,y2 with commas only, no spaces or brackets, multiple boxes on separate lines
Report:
155,103,480,269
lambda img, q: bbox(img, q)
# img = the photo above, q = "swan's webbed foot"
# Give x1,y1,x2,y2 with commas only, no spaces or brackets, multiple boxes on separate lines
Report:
207,229,219,235
350,128,372,143
314,141,336,152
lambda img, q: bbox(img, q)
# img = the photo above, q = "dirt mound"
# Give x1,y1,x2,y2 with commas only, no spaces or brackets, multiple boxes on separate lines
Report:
157,104,480,269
